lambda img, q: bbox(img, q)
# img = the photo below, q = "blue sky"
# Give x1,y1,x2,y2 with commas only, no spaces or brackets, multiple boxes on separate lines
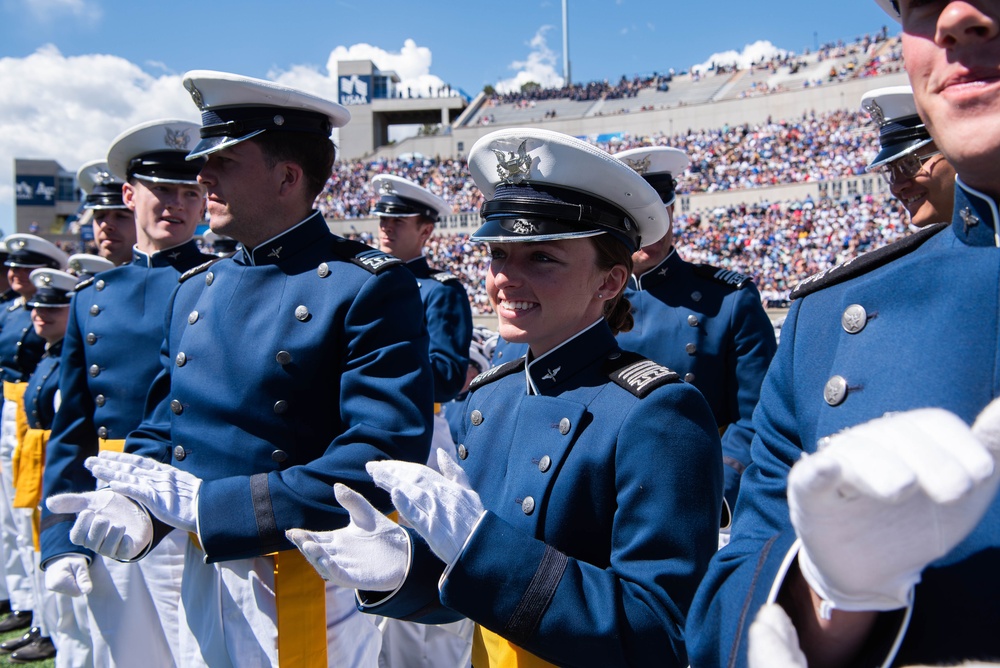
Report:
1,0,895,233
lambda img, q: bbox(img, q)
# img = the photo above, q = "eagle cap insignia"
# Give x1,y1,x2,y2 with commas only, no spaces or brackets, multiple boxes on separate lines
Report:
94,169,114,185
40,274,52,284
622,156,651,175
184,80,206,110
493,140,532,184
164,127,191,151
511,220,537,235
865,99,886,127
378,181,396,195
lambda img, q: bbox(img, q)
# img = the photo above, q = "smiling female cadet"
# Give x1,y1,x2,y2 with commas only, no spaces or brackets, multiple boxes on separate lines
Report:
288,127,724,668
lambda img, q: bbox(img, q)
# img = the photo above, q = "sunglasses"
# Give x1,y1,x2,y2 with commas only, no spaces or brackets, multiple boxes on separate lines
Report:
877,150,942,185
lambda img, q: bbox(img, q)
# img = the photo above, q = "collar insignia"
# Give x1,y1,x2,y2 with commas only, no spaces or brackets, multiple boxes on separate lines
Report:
960,207,980,235
268,246,282,259
542,366,561,382
658,266,669,276
621,155,651,175
168,251,182,260
164,127,191,151
493,140,532,184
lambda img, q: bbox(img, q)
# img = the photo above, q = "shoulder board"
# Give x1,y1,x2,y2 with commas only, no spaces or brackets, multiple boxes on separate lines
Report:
431,271,459,283
694,264,752,289
179,257,226,283
791,222,948,300
73,276,96,291
469,358,526,392
331,238,403,274
605,350,680,398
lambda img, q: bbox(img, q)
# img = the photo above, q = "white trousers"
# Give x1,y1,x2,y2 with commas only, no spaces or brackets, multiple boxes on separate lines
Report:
85,529,185,668
52,586,92,668
177,539,382,667
0,399,34,613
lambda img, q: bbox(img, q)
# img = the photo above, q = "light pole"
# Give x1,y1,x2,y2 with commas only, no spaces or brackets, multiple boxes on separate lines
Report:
563,0,571,86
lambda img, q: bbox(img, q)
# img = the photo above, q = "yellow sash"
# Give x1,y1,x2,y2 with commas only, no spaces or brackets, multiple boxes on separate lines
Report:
472,625,558,668
274,549,328,667
4,382,29,484
99,438,126,453
186,536,328,667
13,428,47,509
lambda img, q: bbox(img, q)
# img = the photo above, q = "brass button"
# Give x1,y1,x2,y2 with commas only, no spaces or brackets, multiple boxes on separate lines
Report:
95,394,106,407
684,372,696,383
188,311,199,325
294,305,310,321
86,333,97,345
275,351,292,365
271,450,288,463
173,445,187,461
470,410,483,426
317,263,330,278
685,343,697,355
558,418,571,435
89,364,100,378
687,314,699,327
175,352,187,367
457,444,468,460
170,399,183,415
521,497,535,515
89,305,100,316
205,272,214,286
841,304,868,334
538,455,551,473
824,376,849,406
96,280,106,291
274,400,289,414
97,426,108,439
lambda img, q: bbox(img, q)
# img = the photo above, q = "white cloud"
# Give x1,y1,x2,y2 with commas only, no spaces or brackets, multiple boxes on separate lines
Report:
0,44,196,233
691,40,787,74
494,26,564,94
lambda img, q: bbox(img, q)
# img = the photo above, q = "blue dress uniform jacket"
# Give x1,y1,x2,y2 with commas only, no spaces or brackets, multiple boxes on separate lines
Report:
362,322,723,667
0,298,46,384
617,250,776,508
24,341,62,431
687,181,1000,667
125,212,434,563
404,256,473,403
40,241,213,564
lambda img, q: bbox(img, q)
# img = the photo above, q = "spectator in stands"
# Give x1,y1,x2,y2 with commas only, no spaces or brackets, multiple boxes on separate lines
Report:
861,85,955,228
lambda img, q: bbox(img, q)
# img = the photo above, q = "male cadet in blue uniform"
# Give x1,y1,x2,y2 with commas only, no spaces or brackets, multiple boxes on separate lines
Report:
371,174,475,668
861,86,956,229
613,145,776,517
687,2,1000,666
372,174,473,451
0,235,67,637
41,119,212,668
49,70,433,667
76,160,137,266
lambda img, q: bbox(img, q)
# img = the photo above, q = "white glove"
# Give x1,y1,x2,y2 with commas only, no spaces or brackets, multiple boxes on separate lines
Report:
367,447,485,565
286,483,409,591
748,604,807,668
789,402,1000,615
85,450,201,533
46,489,153,560
44,554,93,597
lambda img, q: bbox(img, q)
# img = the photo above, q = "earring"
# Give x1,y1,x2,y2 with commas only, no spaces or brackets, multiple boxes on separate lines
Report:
597,293,604,299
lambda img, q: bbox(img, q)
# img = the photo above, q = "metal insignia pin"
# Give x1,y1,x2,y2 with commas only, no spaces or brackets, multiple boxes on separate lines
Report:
961,207,980,235
493,140,531,184
621,155,651,175
164,127,191,150
268,246,282,259
184,80,206,109
542,367,561,381
865,99,886,127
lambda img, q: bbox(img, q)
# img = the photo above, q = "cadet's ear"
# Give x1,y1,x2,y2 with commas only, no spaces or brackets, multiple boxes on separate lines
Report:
276,161,306,199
